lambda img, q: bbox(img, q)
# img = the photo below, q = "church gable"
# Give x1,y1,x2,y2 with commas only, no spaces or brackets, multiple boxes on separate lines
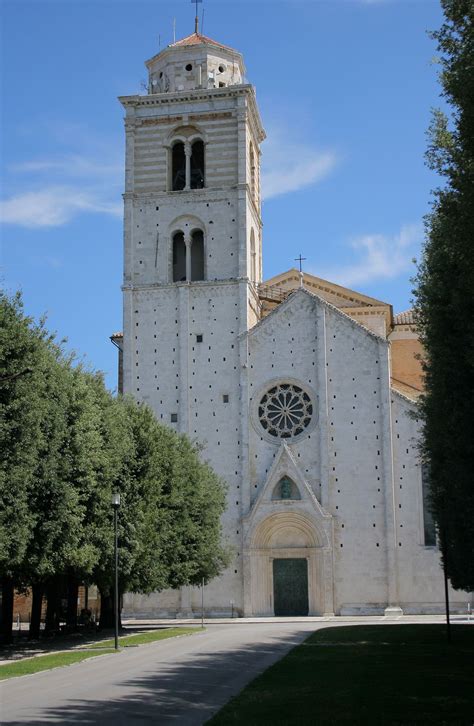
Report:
248,287,387,347
259,270,393,336
262,268,388,309
247,288,388,460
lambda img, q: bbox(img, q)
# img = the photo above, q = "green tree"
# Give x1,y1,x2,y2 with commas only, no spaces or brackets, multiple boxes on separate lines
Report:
0,293,111,638
413,0,474,590
94,399,230,627
0,292,51,641
0,291,229,637
26,365,113,635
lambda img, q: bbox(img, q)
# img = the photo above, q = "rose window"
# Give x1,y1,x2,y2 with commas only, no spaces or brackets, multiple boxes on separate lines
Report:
258,383,313,439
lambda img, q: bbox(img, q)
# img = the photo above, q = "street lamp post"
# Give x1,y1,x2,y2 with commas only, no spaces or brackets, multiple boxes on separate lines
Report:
112,492,121,650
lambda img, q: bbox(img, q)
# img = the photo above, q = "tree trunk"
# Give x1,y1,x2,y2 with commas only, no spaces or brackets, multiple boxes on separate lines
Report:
99,588,114,629
99,588,122,630
0,576,14,644
44,580,60,633
66,576,79,629
29,583,44,639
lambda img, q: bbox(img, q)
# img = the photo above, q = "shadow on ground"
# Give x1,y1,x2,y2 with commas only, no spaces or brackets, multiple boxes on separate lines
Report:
3,628,309,725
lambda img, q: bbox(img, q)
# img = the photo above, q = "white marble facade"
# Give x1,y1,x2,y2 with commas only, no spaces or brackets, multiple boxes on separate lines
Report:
119,29,471,618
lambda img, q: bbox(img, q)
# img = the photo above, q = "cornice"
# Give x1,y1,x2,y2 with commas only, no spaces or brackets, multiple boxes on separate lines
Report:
119,84,265,143
122,187,241,201
122,277,251,292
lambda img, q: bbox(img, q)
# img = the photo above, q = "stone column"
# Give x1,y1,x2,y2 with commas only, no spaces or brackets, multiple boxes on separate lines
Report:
184,141,191,190
185,234,192,282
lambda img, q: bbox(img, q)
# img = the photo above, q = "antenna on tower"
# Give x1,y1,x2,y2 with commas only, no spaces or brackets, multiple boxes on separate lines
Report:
158,33,161,50
201,7,205,35
191,0,203,34
173,18,176,43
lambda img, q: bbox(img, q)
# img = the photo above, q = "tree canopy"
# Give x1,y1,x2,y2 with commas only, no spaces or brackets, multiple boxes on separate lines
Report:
0,291,229,639
413,0,474,590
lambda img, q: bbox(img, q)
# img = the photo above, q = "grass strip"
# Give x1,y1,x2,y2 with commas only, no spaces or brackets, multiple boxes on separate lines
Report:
0,649,116,680
87,626,201,649
208,624,474,725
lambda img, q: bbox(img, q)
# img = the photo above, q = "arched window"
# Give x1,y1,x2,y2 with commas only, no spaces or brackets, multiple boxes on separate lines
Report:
272,477,301,501
172,231,186,281
191,229,204,281
249,142,256,202
250,228,256,282
190,140,205,189
172,142,186,191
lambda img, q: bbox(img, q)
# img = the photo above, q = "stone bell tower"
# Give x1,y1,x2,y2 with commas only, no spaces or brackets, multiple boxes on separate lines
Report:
119,26,265,614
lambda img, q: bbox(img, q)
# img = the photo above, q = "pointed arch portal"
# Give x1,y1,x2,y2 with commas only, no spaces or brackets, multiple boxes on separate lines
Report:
244,511,334,617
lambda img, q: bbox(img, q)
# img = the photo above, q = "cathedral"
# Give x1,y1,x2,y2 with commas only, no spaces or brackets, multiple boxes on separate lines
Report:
112,24,469,617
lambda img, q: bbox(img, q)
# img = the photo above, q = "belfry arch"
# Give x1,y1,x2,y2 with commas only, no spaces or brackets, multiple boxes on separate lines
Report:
167,125,207,192
169,215,206,282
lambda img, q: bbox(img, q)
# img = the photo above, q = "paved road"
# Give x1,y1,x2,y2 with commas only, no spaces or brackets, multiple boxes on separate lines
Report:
1,622,321,725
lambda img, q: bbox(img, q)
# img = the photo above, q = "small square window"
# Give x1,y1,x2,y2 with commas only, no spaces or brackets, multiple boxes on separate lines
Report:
170,413,178,423
223,394,229,403
196,334,203,343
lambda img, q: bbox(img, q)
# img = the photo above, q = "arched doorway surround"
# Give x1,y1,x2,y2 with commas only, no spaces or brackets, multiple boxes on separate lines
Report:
243,511,334,616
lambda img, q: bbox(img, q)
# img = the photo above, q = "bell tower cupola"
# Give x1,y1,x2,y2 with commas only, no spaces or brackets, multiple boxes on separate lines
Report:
120,26,265,288
146,32,245,95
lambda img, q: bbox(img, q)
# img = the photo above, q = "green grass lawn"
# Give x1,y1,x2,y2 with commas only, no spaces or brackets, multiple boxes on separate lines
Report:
86,626,201,649
208,625,474,725
0,626,201,680
0,649,116,680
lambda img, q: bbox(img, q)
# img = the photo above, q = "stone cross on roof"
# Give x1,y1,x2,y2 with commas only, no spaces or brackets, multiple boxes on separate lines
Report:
191,0,203,34
294,254,307,287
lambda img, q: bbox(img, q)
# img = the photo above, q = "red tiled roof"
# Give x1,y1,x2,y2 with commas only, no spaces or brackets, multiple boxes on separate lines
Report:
170,32,238,53
394,310,415,326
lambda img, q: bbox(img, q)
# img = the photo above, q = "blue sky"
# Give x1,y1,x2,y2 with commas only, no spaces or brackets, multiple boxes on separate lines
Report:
1,0,444,390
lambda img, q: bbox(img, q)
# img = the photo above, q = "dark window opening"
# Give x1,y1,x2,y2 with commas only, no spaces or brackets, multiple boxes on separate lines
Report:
172,231,186,282
422,464,436,546
185,63,193,71
172,142,186,191
196,334,203,343
250,228,256,281
272,477,301,501
223,394,229,403
171,413,178,423
190,140,205,189
191,229,204,281
249,142,256,201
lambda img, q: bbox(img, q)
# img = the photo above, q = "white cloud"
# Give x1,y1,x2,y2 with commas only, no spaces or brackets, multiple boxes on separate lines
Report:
0,187,122,228
4,120,336,225
1,124,123,229
10,155,122,179
315,223,422,288
261,127,338,201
